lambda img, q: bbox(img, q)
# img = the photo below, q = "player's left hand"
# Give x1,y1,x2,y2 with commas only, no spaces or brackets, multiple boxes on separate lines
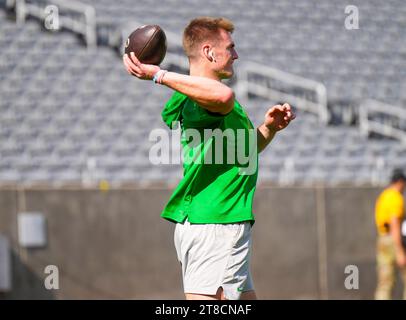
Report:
264,103,296,132
123,52,160,80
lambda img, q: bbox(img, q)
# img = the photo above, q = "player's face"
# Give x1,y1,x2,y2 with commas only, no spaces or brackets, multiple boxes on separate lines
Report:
214,30,238,79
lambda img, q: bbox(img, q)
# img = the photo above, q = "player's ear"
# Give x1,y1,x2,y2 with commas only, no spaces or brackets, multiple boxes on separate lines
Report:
202,44,215,62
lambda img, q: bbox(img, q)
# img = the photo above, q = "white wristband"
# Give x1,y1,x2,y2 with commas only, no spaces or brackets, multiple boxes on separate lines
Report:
152,70,168,84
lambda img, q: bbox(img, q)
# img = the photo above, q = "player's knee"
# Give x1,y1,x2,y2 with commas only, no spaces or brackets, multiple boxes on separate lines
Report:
217,287,227,300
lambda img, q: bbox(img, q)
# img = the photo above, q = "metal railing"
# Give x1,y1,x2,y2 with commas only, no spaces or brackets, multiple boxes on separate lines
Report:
14,0,96,48
359,99,406,144
235,62,329,124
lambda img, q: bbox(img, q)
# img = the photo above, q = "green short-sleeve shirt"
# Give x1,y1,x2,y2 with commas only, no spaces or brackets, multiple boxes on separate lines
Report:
161,91,258,224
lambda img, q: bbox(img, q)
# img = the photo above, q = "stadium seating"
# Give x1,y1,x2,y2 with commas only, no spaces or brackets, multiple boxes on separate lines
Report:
79,0,406,105
0,1,405,186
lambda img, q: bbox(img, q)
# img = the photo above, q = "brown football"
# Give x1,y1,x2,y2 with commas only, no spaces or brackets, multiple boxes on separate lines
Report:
124,25,167,65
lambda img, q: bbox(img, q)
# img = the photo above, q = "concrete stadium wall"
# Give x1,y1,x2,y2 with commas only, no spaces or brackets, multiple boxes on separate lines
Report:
0,185,402,300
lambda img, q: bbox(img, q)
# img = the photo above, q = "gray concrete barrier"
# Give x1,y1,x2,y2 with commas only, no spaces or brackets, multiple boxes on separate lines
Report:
0,185,394,299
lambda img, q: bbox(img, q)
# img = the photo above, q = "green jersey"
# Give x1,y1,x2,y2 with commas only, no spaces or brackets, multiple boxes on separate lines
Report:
161,91,258,224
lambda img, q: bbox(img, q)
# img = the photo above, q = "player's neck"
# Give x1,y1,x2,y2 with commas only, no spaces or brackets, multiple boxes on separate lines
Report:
189,64,221,81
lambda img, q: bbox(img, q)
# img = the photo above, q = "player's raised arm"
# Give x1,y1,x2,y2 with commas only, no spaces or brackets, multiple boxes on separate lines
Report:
159,71,234,115
123,53,234,115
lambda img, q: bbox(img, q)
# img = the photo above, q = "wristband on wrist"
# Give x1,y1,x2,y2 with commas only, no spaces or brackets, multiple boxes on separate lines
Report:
152,70,168,84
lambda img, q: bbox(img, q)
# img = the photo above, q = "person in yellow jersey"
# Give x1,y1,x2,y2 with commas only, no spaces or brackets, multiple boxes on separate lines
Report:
375,168,406,299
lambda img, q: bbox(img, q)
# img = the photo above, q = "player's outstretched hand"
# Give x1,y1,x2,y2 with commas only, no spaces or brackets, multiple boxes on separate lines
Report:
264,103,296,132
123,52,160,80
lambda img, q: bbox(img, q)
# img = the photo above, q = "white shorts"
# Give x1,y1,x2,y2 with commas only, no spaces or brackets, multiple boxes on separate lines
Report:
174,219,254,300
